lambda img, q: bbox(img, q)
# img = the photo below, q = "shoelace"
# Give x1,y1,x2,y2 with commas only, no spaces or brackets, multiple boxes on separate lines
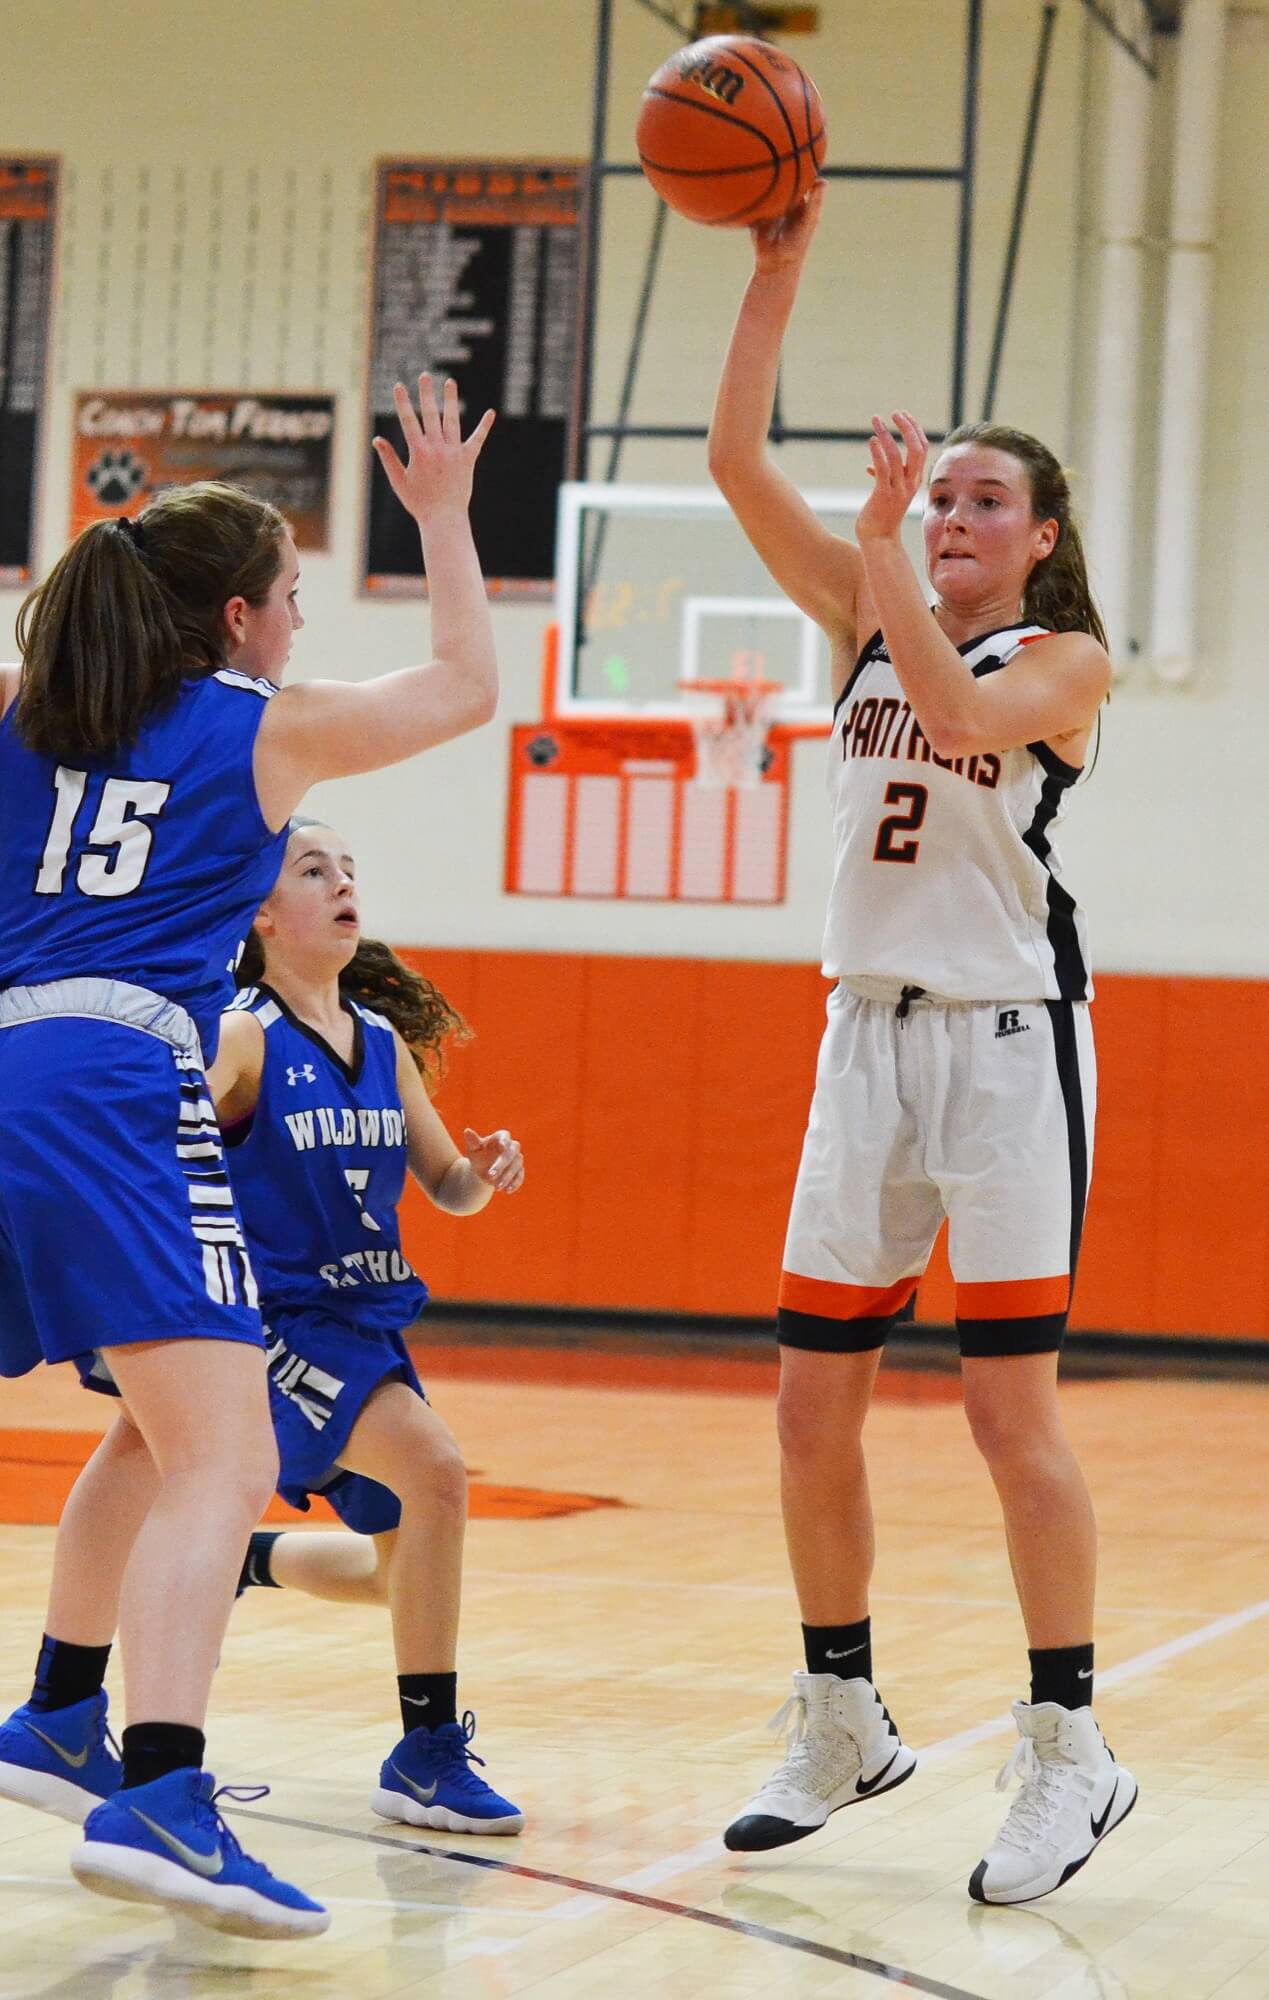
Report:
751,1691,856,1803
766,1692,808,1748
431,1713,492,1791
992,1737,1068,1850
200,1782,272,1867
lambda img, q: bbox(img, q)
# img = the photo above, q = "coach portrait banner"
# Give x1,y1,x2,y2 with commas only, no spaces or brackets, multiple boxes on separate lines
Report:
69,391,335,548
1,158,58,586
364,159,583,598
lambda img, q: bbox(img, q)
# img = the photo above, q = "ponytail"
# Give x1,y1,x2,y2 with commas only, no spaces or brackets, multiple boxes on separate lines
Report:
15,480,286,759
943,424,1108,654
15,521,184,758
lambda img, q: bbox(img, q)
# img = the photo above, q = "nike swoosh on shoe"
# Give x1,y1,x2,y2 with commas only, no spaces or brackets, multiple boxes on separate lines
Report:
1089,1779,1119,1840
390,1764,438,1805
25,1724,90,1771
130,1810,223,1878
855,1751,900,1797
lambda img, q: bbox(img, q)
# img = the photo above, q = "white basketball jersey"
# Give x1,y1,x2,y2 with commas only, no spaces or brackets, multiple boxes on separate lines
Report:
821,625,1091,1001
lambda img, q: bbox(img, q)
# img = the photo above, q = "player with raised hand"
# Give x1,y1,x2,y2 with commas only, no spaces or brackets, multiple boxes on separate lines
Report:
211,817,525,1835
709,187,1134,1904
0,372,496,1937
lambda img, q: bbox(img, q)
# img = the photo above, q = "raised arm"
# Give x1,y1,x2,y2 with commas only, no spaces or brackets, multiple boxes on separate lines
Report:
254,375,498,829
708,184,862,652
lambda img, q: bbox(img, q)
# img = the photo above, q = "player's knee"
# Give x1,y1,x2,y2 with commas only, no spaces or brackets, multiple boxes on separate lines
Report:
777,1382,844,1466
224,1434,281,1520
963,1389,1058,1477
429,1439,468,1517
398,1431,467,1516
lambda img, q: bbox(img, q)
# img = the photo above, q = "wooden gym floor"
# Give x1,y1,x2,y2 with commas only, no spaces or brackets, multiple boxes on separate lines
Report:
0,1334,1265,2000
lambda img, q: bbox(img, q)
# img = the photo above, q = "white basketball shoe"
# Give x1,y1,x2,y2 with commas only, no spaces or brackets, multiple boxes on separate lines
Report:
723,1672,916,1852
969,1701,1138,1904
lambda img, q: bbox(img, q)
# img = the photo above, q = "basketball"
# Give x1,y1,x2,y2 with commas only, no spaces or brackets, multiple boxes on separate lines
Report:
636,35,826,228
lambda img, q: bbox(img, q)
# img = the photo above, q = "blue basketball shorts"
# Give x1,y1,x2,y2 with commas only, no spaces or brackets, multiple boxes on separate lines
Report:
262,1304,427,1536
0,981,264,1382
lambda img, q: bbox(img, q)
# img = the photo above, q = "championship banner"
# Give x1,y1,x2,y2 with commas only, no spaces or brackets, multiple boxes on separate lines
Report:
0,158,58,586
364,159,584,598
69,391,335,548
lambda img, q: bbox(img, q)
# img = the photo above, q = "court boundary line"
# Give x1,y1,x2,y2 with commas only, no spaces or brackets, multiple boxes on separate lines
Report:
232,1806,987,2000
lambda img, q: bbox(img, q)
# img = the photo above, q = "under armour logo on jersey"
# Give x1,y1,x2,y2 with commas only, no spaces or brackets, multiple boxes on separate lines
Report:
286,1063,317,1085
994,1010,1031,1039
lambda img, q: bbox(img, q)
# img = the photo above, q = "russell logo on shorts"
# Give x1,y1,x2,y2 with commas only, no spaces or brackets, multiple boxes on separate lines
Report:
994,1010,1031,1039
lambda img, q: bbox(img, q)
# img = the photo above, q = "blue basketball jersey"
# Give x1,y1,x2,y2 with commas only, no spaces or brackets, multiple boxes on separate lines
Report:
224,985,429,1333
0,671,287,1058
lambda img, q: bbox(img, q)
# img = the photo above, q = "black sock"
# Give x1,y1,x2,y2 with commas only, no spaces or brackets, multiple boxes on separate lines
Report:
802,1618,872,1682
29,1635,111,1714
398,1672,458,1735
120,1722,206,1791
239,1530,283,1592
1029,1643,1094,1710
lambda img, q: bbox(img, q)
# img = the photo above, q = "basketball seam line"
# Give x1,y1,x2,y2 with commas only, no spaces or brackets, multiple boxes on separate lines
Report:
637,135,826,181
729,48,802,157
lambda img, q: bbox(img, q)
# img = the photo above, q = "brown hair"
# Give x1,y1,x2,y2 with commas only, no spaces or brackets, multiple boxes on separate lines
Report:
941,425,1108,654
235,929,468,1087
14,481,286,759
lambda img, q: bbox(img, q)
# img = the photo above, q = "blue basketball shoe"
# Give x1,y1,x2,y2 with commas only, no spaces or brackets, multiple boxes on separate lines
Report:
373,1713,523,1835
0,1693,122,1823
73,1768,330,1939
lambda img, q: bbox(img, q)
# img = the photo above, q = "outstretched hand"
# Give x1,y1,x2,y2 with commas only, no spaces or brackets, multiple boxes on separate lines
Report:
372,374,495,526
463,1126,525,1195
750,180,826,279
856,410,928,544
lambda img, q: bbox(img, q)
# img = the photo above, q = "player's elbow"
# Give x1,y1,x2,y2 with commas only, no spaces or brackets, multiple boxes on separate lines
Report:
470,681,498,728
923,711,981,760
707,438,759,495
437,661,497,731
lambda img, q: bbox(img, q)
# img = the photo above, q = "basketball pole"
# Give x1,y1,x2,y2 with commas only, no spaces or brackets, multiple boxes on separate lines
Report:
950,0,982,429
574,0,615,485
981,2,1058,422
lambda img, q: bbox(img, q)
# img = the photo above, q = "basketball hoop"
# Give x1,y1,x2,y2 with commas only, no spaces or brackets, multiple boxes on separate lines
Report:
678,675,782,789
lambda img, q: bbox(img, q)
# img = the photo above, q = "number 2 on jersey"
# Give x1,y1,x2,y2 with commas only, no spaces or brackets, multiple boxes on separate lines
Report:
36,765,171,898
873,781,928,864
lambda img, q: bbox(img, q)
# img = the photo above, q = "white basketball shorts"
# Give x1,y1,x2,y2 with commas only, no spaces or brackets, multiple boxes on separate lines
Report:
778,980,1095,1356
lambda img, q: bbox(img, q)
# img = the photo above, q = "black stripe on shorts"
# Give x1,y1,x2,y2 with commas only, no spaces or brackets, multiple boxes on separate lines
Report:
777,1307,894,1354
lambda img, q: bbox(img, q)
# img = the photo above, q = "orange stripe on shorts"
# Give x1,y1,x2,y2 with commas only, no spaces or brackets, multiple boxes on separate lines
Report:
956,1275,1070,1319
778,1272,918,1321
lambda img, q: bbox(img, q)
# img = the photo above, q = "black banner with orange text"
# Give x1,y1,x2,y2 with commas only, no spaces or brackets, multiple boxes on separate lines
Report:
0,158,58,586
363,159,583,598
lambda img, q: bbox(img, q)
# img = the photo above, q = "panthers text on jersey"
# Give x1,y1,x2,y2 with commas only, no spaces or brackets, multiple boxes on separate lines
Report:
823,624,1091,1001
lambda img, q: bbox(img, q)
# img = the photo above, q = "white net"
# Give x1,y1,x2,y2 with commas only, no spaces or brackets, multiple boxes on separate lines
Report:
685,684,775,791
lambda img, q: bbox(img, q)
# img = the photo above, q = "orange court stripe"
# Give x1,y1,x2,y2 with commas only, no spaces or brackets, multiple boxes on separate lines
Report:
956,1275,1069,1319
0,1428,625,1528
778,1272,918,1321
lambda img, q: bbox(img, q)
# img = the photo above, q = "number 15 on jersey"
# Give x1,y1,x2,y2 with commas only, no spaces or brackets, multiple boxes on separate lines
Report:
36,765,171,899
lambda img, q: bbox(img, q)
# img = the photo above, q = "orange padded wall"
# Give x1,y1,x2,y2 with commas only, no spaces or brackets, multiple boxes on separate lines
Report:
397,951,1269,1342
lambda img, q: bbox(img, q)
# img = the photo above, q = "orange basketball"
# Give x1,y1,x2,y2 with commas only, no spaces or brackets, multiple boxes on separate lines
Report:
636,35,826,228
